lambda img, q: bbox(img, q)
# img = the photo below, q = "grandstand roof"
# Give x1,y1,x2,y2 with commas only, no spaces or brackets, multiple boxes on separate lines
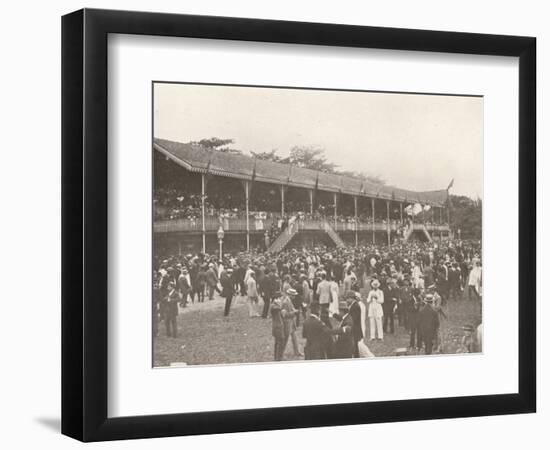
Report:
154,138,449,206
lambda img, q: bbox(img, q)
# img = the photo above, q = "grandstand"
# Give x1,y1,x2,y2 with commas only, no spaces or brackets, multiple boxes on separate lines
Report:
153,138,452,255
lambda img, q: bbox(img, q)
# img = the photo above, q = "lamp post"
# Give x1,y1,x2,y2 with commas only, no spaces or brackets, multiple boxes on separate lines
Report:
217,225,225,261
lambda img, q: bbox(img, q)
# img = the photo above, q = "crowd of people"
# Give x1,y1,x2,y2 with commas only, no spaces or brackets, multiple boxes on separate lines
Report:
153,238,482,360
153,187,449,230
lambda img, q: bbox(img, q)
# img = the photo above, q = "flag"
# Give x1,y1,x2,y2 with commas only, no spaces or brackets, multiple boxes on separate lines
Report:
447,178,454,190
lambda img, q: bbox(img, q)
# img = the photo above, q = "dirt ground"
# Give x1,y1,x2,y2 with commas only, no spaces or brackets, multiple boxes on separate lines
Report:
153,289,481,367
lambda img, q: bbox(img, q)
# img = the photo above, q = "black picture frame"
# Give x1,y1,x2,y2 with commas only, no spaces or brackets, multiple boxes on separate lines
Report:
62,8,536,442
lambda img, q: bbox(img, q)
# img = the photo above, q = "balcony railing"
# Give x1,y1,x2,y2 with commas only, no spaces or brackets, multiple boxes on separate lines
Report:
153,216,277,233
154,217,450,234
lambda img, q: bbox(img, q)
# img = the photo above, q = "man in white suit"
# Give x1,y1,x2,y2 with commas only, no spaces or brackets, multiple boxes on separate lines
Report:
367,279,384,341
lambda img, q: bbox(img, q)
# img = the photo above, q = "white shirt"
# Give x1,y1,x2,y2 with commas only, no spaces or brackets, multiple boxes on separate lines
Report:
468,266,482,290
366,289,384,318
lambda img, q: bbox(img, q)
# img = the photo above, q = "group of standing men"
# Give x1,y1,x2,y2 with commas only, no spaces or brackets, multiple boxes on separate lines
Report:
153,238,482,360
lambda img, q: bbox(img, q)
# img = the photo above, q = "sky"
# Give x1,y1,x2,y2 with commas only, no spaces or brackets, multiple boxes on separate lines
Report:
154,82,483,199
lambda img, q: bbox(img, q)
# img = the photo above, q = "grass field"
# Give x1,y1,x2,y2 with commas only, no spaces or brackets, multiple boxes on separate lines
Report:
153,289,482,367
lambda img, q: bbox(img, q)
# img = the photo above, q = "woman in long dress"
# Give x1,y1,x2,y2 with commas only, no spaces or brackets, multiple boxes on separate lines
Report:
247,272,260,317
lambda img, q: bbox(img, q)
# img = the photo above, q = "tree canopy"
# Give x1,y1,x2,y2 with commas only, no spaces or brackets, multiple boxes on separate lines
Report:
191,137,243,155
449,195,481,239
193,138,387,185
252,145,385,184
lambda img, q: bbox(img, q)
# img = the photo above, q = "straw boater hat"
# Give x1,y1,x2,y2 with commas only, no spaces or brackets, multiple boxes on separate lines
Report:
424,294,435,303
286,288,298,296
371,279,381,288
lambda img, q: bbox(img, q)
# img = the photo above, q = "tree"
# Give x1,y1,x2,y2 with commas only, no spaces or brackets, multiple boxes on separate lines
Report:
191,137,242,154
250,149,287,163
287,146,338,172
249,145,385,185
449,195,482,239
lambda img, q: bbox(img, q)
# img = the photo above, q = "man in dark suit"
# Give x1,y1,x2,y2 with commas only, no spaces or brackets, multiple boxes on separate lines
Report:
418,294,440,355
260,268,278,319
408,289,422,350
205,263,219,300
331,300,355,359
270,292,288,361
220,268,235,317
188,260,199,304
448,262,462,301
177,267,191,307
302,303,336,360
435,260,449,305
382,278,398,334
347,292,364,357
161,281,179,338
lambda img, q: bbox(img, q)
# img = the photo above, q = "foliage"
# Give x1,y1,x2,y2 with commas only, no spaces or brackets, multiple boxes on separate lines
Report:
253,145,386,184
192,137,243,154
449,195,482,239
250,149,286,163
338,170,386,186
286,146,338,172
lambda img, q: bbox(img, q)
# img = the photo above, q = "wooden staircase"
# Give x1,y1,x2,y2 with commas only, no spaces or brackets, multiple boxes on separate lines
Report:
266,222,299,253
403,223,414,242
322,220,346,248
403,223,433,243
419,224,433,243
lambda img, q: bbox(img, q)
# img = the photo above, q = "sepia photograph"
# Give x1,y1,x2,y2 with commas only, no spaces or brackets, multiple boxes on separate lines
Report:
152,82,483,367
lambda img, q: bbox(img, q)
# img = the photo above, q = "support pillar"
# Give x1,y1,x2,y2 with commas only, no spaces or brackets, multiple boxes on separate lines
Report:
400,202,403,223
386,200,391,248
371,198,375,244
201,173,206,254
280,185,285,217
439,207,443,241
245,181,250,252
309,189,314,215
333,193,338,229
354,196,358,246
